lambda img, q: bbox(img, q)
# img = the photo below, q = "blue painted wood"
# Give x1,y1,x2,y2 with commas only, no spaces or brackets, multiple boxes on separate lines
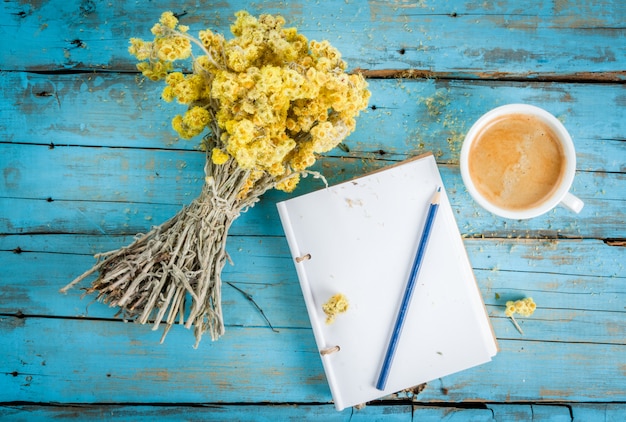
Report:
1,317,624,404
2,0,625,78
3,73,626,173
1,238,624,338
1,0,625,419
2,403,626,422
2,163,623,239
1,235,623,405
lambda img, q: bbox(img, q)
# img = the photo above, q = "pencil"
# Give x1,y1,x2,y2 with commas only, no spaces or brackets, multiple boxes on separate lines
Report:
376,186,442,391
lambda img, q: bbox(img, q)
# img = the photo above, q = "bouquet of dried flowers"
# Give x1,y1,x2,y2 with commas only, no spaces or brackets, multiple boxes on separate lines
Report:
61,11,370,347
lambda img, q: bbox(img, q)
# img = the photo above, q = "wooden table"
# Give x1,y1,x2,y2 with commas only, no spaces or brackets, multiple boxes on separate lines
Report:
2,1,625,420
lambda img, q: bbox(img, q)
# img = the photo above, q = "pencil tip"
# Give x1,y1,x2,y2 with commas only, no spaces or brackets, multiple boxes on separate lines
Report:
431,186,442,204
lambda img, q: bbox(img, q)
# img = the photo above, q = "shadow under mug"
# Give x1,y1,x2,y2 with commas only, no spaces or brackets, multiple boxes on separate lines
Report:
460,104,584,219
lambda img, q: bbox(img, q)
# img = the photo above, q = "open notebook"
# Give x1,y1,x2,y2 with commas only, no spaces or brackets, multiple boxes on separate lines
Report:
277,153,497,411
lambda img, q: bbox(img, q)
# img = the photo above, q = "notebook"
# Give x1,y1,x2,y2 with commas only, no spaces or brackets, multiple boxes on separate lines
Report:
276,152,498,411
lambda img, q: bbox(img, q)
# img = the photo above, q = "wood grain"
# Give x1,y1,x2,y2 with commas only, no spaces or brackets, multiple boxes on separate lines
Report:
1,0,624,419
1,317,624,404
2,163,624,239
2,0,625,79
2,403,626,422
3,73,625,172
2,237,624,332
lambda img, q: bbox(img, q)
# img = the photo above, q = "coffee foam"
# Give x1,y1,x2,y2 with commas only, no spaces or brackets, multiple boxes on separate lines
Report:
468,113,567,211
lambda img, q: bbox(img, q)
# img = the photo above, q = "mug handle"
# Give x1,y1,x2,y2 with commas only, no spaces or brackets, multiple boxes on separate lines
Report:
560,192,584,214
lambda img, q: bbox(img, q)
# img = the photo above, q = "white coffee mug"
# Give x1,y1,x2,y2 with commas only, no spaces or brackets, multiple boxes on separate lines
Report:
460,104,584,219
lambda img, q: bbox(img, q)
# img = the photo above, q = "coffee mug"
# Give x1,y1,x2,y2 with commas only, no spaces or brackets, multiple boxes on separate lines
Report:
460,104,584,219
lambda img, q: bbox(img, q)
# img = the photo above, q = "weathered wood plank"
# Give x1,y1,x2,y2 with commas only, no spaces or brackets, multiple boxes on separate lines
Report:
2,402,625,422
2,0,625,78
1,237,623,345
2,135,625,204
0,143,206,203
1,163,623,239
0,404,409,422
489,403,626,421
1,317,624,404
3,233,624,275
2,73,625,173
566,403,626,422
0,239,313,330
2,403,626,422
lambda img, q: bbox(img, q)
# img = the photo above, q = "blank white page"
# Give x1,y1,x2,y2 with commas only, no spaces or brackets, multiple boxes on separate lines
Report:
277,153,497,411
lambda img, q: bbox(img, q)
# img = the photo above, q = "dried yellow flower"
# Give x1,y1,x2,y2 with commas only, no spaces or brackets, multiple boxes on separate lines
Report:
128,38,151,61
130,10,370,193
211,148,230,165
322,293,349,324
275,174,300,193
159,11,178,28
505,297,536,334
172,114,201,139
183,106,210,131
505,297,536,318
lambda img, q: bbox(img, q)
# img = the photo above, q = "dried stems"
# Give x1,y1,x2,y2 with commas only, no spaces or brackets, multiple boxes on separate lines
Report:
61,149,276,347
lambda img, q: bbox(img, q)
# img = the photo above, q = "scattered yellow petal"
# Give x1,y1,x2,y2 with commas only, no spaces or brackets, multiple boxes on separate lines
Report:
504,297,536,335
322,293,349,324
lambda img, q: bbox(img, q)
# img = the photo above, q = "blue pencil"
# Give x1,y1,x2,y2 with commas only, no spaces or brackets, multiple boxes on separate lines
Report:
376,186,442,391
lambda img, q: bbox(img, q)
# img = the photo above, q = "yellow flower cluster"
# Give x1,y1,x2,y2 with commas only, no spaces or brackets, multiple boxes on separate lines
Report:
129,12,191,81
505,297,536,335
211,148,230,165
129,11,370,193
322,293,349,324
505,297,536,318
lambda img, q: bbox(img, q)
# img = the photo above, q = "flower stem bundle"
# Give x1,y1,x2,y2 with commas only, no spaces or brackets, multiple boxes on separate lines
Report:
61,11,370,347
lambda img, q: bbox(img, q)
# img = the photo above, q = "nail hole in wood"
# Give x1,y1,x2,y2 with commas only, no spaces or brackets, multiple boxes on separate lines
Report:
71,39,86,48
